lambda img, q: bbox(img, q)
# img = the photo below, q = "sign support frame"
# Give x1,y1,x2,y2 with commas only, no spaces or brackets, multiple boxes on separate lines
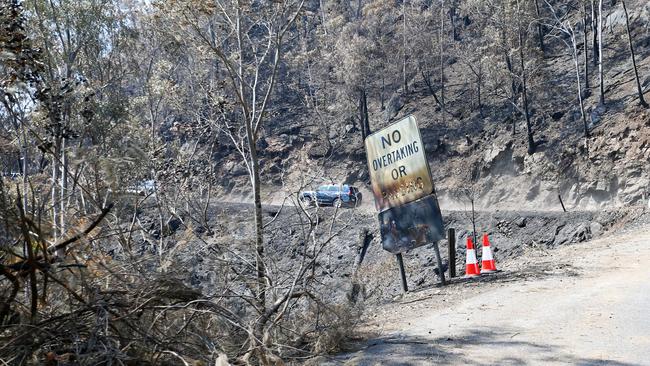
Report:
448,228,456,278
365,115,448,292
432,241,446,285
396,253,408,292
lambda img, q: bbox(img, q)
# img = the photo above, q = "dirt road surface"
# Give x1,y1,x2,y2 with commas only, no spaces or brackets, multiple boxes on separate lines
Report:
325,224,650,365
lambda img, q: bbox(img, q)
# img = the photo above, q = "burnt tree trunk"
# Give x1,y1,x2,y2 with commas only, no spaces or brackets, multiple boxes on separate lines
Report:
591,0,598,67
449,2,459,41
583,2,590,89
572,33,589,141
319,0,327,35
503,38,520,136
440,1,446,125
503,47,518,135
402,2,408,94
51,135,61,242
521,59,535,154
535,0,545,53
381,73,385,110
505,53,517,96
622,0,648,108
359,89,370,139
60,137,68,241
598,0,605,105
477,73,483,118
517,0,535,154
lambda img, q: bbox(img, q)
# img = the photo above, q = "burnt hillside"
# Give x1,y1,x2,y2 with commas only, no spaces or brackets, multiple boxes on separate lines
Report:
214,0,650,211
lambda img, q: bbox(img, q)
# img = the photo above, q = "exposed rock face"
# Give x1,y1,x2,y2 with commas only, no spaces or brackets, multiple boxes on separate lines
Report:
483,141,519,177
180,204,628,306
384,93,406,122
216,62,649,212
590,222,603,237
605,8,627,32
308,139,331,158
573,118,650,207
453,112,650,210
265,135,292,154
553,223,590,247
515,216,527,228
224,161,248,176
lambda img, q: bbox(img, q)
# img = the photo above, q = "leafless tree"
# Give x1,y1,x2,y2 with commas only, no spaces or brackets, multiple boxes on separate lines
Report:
452,161,483,248
591,0,598,67
621,0,648,108
582,1,589,90
544,1,590,144
174,0,304,313
516,0,535,155
534,0,545,53
597,0,605,104
440,0,446,124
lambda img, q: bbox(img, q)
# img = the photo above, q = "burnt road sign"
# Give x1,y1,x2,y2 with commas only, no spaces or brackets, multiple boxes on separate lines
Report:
378,195,445,254
365,115,434,212
365,115,445,255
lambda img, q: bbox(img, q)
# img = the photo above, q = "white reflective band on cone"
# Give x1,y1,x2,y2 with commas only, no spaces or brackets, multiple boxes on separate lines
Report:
482,247,493,261
467,250,477,263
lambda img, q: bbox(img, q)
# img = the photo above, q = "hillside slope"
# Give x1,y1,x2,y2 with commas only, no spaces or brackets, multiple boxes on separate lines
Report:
320,219,650,365
216,1,650,211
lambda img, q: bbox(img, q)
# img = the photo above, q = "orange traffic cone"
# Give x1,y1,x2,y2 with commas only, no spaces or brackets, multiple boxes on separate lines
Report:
465,236,480,278
480,233,497,273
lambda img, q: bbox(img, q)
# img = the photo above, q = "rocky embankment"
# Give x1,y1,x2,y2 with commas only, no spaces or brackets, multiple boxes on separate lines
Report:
149,202,648,307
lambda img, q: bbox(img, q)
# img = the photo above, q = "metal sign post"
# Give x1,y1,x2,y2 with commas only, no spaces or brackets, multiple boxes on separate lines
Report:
364,115,446,292
448,228,456,278
432,241,446,285
396,253,408,292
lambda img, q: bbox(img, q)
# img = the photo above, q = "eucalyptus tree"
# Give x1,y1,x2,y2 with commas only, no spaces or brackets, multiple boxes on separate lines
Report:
621,0,648,108
544,1,589,143
515,0,535,154
0,0,43,214
316,0,395,137
464,0,538,153
154,0,310,361
457,40,487,118
22,0,146,246
597,0,604,104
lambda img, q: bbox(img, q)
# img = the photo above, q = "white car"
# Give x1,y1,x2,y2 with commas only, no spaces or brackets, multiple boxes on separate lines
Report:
126,180,156,196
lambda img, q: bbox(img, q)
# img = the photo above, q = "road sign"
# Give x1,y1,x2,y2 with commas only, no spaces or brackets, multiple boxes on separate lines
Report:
364,115,433,212
378,194,445,254
365,115,445,288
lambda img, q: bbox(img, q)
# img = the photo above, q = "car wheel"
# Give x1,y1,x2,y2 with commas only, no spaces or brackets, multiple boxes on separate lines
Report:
332,198,342,208
301,196,313,207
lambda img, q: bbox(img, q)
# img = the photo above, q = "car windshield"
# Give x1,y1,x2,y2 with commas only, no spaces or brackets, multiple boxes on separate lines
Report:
327,185,338,191
317,185,328,191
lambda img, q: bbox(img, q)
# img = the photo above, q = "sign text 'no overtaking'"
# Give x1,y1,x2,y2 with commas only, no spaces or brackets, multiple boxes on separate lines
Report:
364,115,433,211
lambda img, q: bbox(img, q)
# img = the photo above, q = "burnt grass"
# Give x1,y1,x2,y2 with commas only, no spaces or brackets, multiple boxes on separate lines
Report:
158,201,639,307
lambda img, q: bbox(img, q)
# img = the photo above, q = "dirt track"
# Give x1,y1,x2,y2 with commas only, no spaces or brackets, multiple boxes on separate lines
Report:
320,221,650,365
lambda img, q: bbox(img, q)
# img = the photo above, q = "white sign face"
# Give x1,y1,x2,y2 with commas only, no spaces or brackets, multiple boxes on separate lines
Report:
364,115,433,212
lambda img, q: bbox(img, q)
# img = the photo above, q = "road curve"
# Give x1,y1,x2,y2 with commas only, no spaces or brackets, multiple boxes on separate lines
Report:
331,227,650,365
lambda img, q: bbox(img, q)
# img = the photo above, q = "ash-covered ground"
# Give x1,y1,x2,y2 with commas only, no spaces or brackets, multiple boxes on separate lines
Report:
140,201,648,307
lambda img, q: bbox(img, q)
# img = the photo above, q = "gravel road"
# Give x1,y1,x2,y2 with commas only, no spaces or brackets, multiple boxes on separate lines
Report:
320,221,650,365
